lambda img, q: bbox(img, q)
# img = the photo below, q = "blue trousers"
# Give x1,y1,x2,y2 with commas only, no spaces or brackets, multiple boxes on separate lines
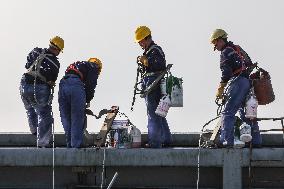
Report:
143,76,172,148
58,74,86,148
20,77,53,147
220,76,262,146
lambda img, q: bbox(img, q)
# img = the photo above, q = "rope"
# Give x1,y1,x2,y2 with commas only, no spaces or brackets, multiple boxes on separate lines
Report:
100,145,106,189
130,57,145,111
52,110,55,189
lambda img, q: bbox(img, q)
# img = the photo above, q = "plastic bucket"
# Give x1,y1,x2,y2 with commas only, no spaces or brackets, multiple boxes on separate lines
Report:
155,95,171,117
240,123,252,142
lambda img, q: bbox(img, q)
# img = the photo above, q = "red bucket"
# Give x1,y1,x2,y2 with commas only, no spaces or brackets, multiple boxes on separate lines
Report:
253,72,275,105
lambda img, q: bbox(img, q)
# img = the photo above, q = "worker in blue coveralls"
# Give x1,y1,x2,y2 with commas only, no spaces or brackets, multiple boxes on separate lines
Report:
58,58,102,148
20,36,64,147
134,26,172,148
210,29,262,148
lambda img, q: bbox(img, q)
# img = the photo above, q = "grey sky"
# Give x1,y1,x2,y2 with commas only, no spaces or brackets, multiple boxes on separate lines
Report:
1,0,283,133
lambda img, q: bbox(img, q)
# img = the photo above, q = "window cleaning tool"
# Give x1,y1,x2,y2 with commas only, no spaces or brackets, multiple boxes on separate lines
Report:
84,108,114,142
95,106,119,148
85,108,112,119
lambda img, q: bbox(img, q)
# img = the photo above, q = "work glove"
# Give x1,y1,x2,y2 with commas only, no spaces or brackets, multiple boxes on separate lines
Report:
138,55,149,67
216,82,227,99
86,102,90,108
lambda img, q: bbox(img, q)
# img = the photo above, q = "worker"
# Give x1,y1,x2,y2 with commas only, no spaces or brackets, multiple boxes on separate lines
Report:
210,29,262,147
20,36,64,147
58,58,102,148
134,26,172,148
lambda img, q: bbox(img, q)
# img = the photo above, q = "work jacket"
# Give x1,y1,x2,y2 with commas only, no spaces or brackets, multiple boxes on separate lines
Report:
143,42,166,73
220,41,253,83
24,47,60,84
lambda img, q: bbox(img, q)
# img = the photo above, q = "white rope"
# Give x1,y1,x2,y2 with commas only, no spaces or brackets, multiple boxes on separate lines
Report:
52,110,55,189
107,172,118,189
196,133,202,189
100,146,106,189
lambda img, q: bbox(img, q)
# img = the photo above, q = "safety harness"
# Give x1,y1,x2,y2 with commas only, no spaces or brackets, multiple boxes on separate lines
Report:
142,44,166,77
26,50,58,107
226,45,248,76
66,62,84,81
26,50,59,83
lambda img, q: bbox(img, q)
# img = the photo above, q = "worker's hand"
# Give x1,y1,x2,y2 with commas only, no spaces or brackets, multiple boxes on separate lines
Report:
138,55,148,67
86,103,90,108
216,82,227,98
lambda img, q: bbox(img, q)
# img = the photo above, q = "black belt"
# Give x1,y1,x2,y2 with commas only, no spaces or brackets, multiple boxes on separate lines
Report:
63,73,81,79
65,71,81,78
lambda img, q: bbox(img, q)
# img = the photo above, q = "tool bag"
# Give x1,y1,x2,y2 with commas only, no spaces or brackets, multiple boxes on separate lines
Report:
166,74,183,107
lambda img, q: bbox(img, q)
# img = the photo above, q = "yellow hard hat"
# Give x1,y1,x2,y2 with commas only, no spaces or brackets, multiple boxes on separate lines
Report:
210,29,228,44
50,36,64,51
88,57,102,75
135,26,151,43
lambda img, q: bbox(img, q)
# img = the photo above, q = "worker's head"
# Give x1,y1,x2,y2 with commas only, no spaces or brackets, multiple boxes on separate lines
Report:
210,29,228,51
88,57,102,75
135,26,152,50
49,36,64,56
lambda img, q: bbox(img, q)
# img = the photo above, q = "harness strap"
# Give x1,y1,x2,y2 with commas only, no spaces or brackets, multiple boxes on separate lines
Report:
226,45,246,75
66,63,84,80
145,44,165,58
26,50,59,83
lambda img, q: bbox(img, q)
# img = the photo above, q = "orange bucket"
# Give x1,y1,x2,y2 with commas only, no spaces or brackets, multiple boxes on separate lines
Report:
253,72,275,105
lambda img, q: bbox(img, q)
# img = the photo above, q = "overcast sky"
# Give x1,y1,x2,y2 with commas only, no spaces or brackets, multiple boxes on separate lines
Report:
1,0,283,133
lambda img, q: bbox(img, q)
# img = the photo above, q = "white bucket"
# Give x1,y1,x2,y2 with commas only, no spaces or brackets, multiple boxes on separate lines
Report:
130,126,141,148
155,95,171,117
170,79,183,107
245,93,258,119
240,123,252,142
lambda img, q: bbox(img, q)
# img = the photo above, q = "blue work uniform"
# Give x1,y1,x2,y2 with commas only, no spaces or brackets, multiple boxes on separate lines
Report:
20,47,60,147
142,42,172,148
219,41,262,146
58,61,99,148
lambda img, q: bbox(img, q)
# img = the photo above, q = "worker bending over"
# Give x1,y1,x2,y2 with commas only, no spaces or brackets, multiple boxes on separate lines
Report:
58,58,102,148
